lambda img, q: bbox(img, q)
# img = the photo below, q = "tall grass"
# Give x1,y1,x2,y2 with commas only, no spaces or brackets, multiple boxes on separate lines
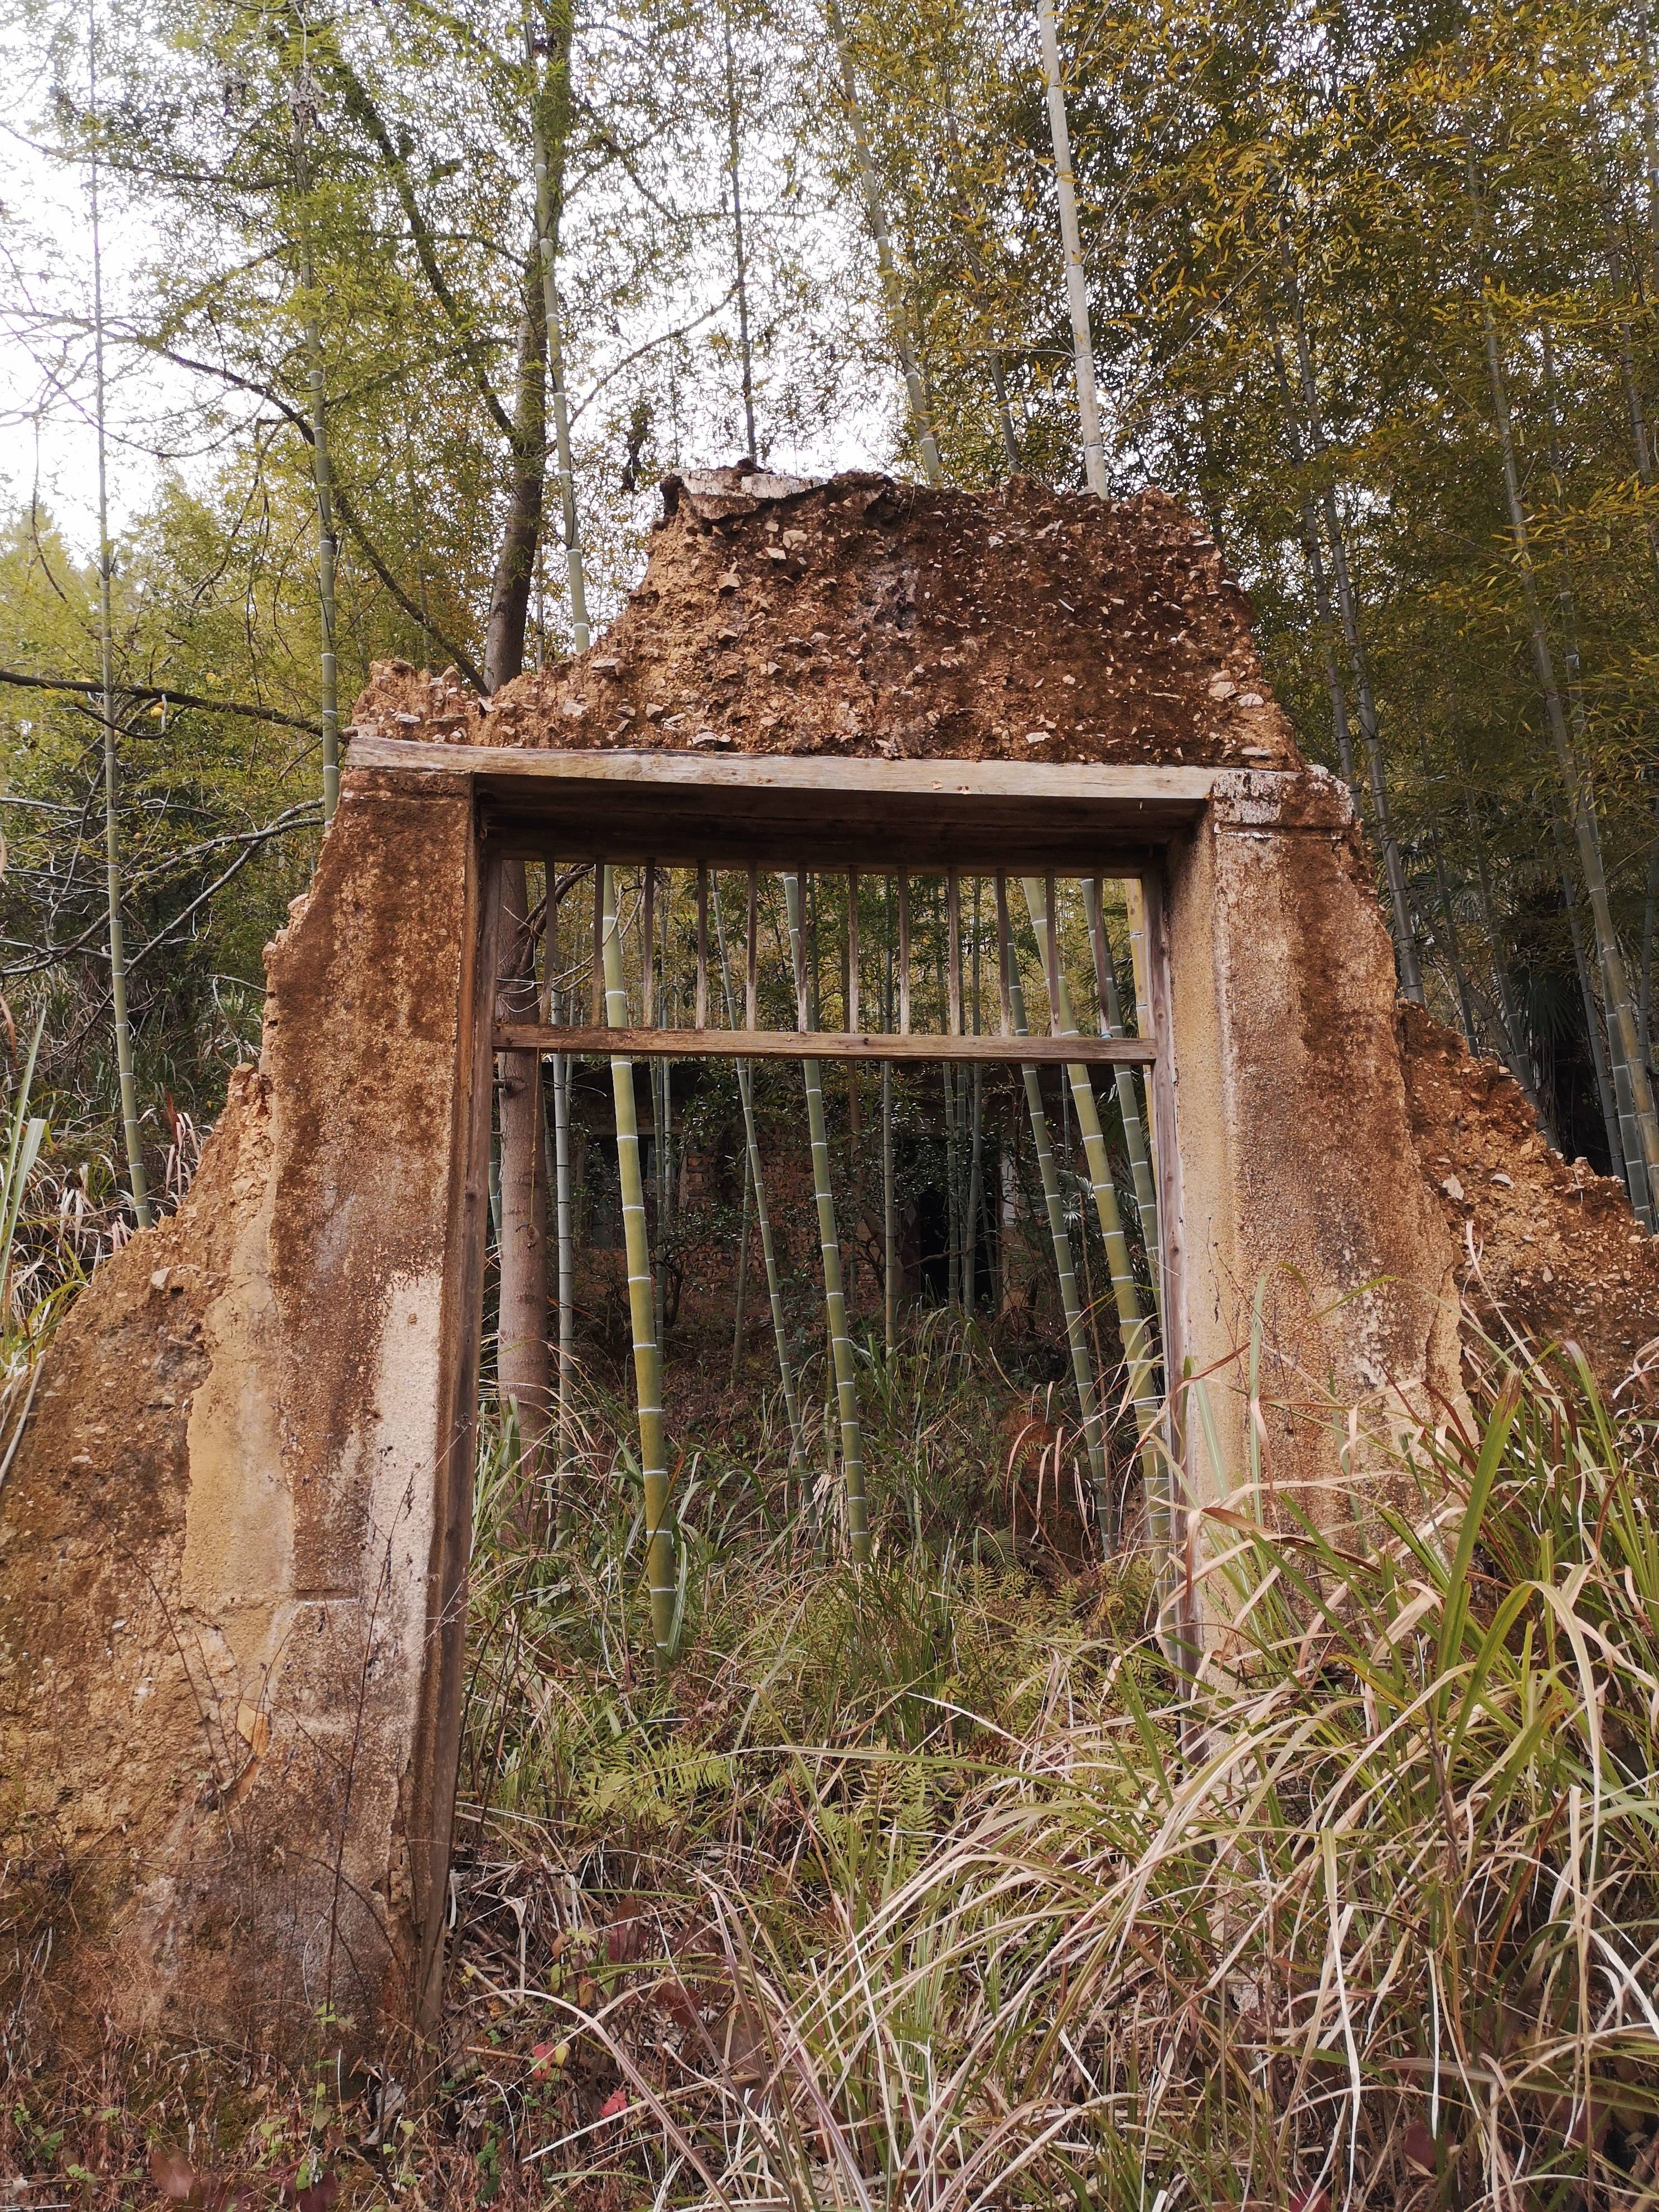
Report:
447,1328,1659,2210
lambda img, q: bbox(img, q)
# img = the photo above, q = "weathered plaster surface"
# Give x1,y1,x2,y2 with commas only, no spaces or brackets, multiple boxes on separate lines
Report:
1167,768,1463,1547
0,770,474,2054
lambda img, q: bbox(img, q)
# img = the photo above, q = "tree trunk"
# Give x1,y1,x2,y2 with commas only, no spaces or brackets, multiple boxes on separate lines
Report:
90,28,149,1231
483,250,547,691
289,74,340,823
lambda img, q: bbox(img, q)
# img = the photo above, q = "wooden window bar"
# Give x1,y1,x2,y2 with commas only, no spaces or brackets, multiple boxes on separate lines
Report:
499,860,1158,1066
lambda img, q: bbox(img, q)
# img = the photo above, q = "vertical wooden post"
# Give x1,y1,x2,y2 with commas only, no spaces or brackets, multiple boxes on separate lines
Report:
414,829,503,2035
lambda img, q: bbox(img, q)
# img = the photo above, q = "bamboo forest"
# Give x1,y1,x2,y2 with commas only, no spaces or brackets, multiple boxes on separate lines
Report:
5,0,1659,2204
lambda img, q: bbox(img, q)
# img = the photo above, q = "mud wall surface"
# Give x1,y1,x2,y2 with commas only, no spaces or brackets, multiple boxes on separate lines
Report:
0,768,477,2056
349,467,1300,771
1167,769,1464,1539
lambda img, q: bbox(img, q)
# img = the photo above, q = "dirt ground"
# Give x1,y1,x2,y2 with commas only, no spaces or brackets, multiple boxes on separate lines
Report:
1401,1003,1659,1391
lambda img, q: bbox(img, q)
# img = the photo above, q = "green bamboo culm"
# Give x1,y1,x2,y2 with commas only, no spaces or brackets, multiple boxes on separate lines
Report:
783,872,869,1563
1023,879,1162,1559
1080,879,1161,1297
712,884,807,1463
601,867,675,1658
999,896,1108,1538
89,16,149,1232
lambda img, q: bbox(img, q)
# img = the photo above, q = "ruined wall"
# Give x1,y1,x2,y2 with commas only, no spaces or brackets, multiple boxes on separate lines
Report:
4,463,1642,2067
0,768,478,2056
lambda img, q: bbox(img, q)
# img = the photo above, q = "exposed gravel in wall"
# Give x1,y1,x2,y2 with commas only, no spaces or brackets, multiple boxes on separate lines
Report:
1402,1003,1659,1388
348,467,1299,769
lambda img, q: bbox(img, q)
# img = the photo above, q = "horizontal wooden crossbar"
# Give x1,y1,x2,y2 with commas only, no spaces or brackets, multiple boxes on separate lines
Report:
493,1023,1157,1065
347,734,1217,869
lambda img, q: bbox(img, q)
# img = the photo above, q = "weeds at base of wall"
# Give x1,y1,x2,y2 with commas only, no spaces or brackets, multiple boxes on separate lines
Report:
4,1314,1659,2209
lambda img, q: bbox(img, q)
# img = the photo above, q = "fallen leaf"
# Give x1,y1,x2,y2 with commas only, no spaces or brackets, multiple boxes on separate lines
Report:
235,1702,270,1757
151,2147,195,2201
599,2089,629,2121
1404,2121,1438,2173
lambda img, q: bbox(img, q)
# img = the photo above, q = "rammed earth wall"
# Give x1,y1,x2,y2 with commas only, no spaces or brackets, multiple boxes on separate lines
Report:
0,468,1637,2060
0,768,478,2054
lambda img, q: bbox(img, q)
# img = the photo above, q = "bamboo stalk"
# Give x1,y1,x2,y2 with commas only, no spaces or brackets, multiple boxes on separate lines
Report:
996,879,1108,1532
882,1064,898,1354
1083,878,1160,1299
601,866,675,1657
882,874,898,1356
1555,824,1624,1181
966,879,984,1310
1272,211,1422,1000
713,881,806,1461
1477,264,1659,1221
290,69,339,824
721,0,758,462
497,863,552,1523
1023,877,1161,1556
530,7,590,650
731,1147,751,1386
542,858,574,1508
89,30,150,1233
1034,0,1107,497
784,871,869,1561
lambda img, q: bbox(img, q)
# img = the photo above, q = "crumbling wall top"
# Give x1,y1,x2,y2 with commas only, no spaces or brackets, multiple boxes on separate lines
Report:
350,468,1301,771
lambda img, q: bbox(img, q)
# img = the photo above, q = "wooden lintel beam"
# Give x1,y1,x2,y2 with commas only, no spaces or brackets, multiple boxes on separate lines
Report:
493,1022,1156,1066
